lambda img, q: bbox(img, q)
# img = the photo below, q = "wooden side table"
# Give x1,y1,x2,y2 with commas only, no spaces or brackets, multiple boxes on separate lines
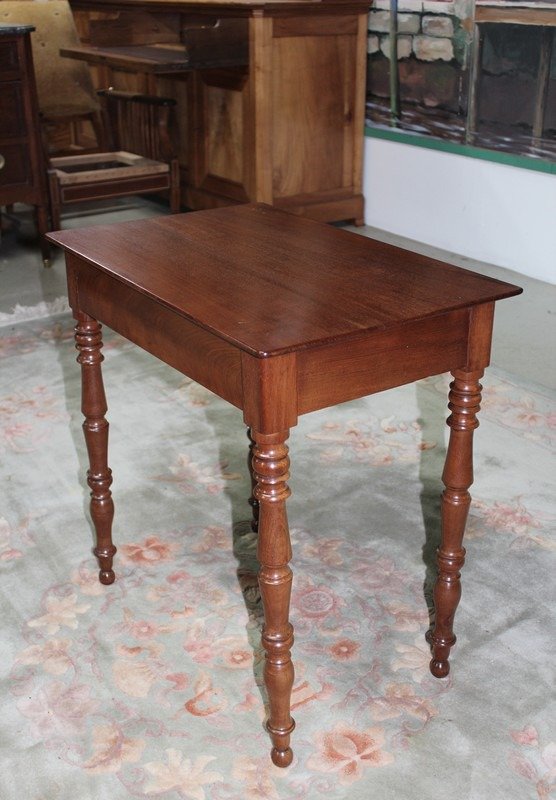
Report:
48,204,522,767
0,24,50,265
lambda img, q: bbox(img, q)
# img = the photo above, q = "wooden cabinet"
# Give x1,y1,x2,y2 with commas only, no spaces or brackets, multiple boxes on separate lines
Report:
0,24,50,262
69,0,369,225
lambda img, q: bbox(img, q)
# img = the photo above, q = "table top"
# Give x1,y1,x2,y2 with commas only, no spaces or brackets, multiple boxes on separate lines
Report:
48,203,522,358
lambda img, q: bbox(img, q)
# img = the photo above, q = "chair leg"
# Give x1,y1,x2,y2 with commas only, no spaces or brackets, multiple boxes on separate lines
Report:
48,171,62,231
169,159,181,214
34,204,51,267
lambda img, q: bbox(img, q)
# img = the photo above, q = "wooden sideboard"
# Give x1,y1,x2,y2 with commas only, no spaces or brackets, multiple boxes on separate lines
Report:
0,24,50,263
68,0,370,224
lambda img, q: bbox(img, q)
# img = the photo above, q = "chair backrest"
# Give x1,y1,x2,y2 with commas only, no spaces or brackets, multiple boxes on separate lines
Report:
98,90,177,162
0,0,99,118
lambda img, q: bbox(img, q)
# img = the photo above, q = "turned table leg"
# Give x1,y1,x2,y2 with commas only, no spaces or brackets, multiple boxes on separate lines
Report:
252,430,295,767
247,427,259,533
75,313,116,585
429,369,483,678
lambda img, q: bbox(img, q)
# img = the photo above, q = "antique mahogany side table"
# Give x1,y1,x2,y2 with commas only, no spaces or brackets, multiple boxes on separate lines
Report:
48,204,522,767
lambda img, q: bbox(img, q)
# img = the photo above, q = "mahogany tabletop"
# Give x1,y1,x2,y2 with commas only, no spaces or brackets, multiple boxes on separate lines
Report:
48,203,522,358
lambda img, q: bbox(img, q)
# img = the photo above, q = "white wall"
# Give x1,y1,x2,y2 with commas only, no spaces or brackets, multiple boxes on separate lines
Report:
363,136,556,284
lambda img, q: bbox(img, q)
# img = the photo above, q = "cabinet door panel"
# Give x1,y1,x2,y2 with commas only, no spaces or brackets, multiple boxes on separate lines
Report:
206,83,243,183
0,142,30,186
0,81,26,137
0,39,19,73
272,34,356,198
192,68,248,197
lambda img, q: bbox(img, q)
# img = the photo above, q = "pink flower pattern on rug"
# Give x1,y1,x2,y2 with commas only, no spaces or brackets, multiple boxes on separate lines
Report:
307,723,394,783
508,726,556,799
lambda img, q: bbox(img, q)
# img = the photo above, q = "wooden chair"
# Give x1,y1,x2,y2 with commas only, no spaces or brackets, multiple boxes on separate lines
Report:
0,1,180,228
48,89,181,230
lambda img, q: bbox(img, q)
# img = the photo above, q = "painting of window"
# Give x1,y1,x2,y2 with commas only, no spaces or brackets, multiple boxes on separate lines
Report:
366,0,556,162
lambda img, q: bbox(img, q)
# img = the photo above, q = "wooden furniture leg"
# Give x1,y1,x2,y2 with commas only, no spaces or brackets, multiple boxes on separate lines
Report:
48,170,62,232
246,427,259,533
75,312,116,585
34,203,51,266
252,429,295,767
170,158,181,214
429,369,483,677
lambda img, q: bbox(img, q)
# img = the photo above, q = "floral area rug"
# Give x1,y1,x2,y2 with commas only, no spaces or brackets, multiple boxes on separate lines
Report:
1,313,554,800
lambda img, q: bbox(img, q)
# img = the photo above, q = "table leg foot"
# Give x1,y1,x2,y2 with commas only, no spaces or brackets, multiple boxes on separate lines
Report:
270,740,294,768
75,313,117,585
96,552,116,585
429,369,483,678
252,429,295,767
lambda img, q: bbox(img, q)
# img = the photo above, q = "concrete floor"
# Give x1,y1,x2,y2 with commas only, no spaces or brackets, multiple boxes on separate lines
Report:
1,199,555,390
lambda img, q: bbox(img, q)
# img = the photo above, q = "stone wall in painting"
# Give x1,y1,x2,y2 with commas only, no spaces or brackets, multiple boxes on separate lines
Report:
366,0,556,161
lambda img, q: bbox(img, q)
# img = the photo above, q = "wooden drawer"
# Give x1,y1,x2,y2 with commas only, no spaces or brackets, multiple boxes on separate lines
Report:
0,142,31,187
0,38,20,77
0,81,26,137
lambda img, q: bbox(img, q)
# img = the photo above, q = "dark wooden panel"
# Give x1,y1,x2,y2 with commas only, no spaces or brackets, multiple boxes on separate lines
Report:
0,38,19,73
0,81,25,137
0,142,30,186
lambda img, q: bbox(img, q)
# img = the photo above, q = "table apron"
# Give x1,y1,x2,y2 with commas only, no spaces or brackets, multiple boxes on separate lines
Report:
68,256,493,426
296,308,472,414
69,257,244,410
